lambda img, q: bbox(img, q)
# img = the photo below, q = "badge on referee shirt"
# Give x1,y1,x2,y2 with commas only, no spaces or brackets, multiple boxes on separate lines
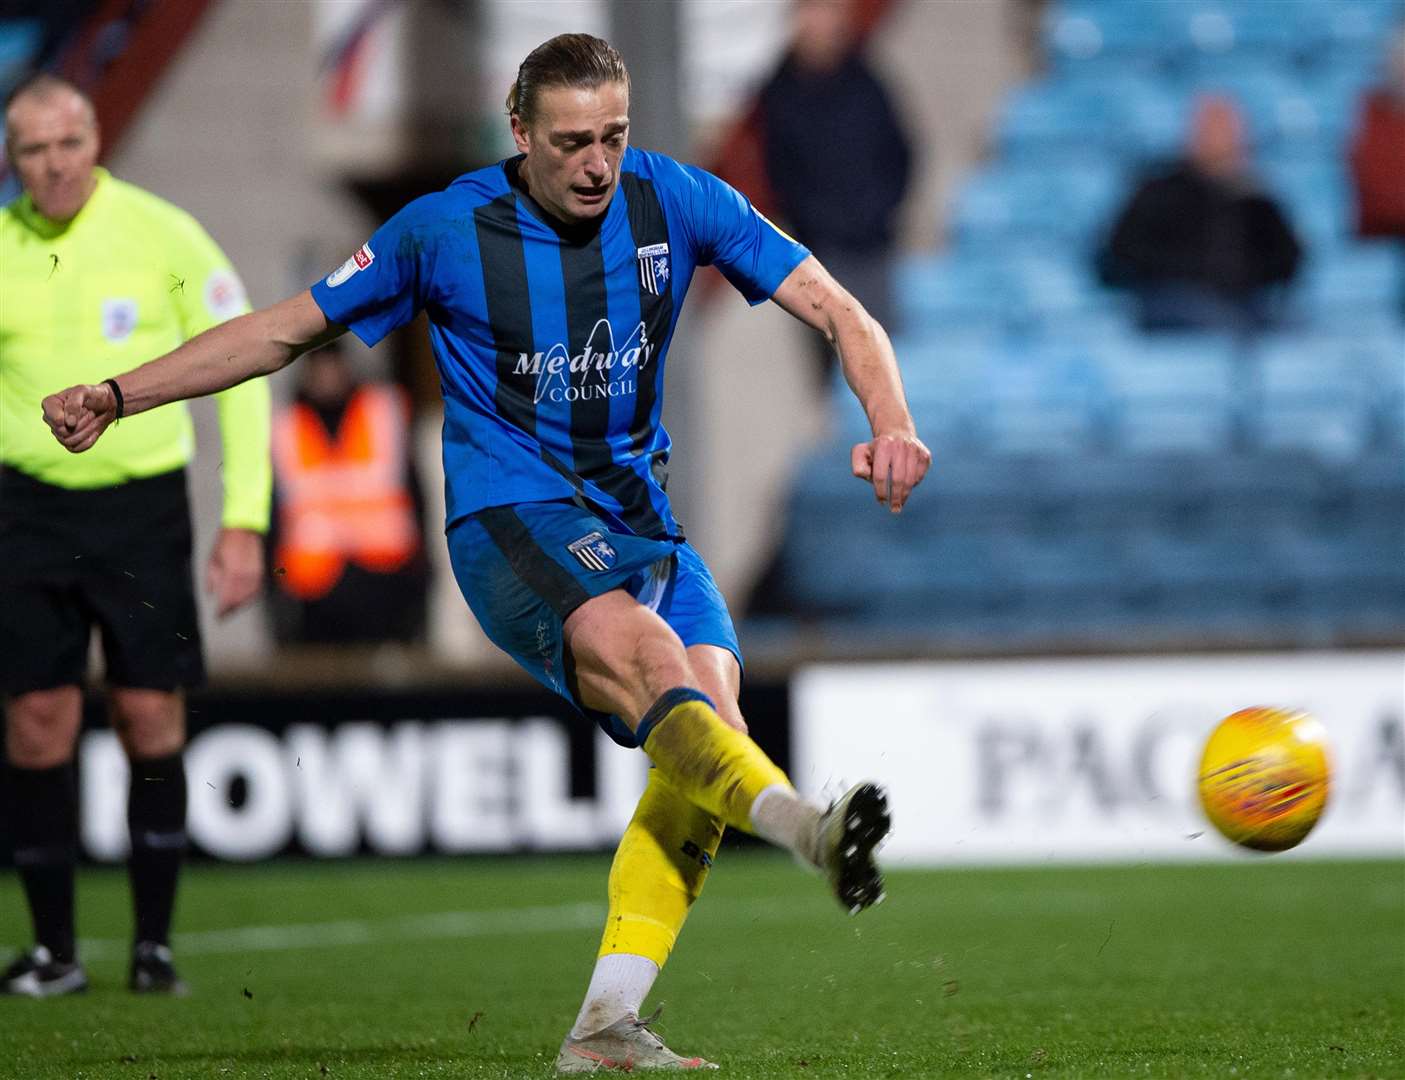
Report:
101,298,138,343
636,243,669,296
203,269,248,320
567,531,618,572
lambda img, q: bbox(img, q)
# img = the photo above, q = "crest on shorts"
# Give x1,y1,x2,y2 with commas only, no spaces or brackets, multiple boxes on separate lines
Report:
567,531,617,572
637,243,669,296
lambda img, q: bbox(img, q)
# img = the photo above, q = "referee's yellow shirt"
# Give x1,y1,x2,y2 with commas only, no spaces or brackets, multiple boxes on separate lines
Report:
0,167,270,531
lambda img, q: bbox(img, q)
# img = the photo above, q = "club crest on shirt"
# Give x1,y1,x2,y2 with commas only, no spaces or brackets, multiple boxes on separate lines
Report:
326,242,374,288
567,531,617,572
101,298,138,343
637,243,669,296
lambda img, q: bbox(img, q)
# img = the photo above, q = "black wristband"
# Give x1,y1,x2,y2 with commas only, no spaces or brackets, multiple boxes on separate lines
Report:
102,378,125,420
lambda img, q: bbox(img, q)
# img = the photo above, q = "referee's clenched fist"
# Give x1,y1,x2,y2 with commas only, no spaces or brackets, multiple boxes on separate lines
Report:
42,381,119,453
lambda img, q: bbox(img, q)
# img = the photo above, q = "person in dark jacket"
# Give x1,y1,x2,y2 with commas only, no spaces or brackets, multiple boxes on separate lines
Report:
759,0,913,385
1098,94,1302,333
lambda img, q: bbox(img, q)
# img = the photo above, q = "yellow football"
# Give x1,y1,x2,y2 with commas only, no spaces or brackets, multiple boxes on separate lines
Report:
1197,707,1331,852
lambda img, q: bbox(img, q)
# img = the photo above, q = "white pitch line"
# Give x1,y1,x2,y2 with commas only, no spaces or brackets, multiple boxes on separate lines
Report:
76,900,606,961
71,893,845,962
71,888,911,964
67,871,1403,963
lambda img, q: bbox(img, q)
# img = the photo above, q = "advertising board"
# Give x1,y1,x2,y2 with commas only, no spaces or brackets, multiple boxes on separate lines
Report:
792,652,1404,863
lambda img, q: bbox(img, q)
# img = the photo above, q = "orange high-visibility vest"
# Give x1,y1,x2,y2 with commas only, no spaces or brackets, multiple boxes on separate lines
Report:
271,384,419,600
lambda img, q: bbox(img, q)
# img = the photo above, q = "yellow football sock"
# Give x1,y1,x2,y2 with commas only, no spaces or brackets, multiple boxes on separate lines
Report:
597,769,724,966
636,689,791,834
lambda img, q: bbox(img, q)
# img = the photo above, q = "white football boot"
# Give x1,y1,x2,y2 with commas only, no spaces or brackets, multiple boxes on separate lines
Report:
814,782,891,914
1,945,89,997
555,1008,718,1073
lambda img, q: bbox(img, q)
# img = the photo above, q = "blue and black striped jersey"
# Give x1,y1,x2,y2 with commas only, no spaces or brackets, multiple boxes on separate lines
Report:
311,146,808,539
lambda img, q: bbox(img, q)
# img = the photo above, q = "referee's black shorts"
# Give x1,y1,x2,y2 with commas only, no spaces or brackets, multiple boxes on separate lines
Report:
0,466,205,696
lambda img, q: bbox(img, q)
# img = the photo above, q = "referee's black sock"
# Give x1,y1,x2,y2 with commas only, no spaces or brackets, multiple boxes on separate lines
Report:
126,752,187,948
5,763,79,964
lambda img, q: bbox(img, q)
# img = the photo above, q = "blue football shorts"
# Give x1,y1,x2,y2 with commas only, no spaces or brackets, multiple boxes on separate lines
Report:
447,499,741,747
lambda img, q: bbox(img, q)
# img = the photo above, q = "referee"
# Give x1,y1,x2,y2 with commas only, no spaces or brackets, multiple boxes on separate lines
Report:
0,75,270,996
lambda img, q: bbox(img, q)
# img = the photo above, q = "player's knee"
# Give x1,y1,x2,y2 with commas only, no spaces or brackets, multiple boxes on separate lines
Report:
628,620,692,691
109,689,185,759
569,593,691,688
4,686,82,766
566,593,705,722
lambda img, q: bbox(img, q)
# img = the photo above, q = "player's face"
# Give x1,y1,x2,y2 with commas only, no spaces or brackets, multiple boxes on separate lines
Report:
6,90,100,222
513,81,629,224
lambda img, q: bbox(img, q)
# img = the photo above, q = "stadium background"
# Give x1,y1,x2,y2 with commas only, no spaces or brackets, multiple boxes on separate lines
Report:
1,1,1402,1077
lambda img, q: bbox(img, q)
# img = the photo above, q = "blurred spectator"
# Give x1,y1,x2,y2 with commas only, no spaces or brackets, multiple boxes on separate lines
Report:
1097,95,1302,333
1350,25,1405,239
1349,25,1405,316
268,342,428,645
758,0,912,387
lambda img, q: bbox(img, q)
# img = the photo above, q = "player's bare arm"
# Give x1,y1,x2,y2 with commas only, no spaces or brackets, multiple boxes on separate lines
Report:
770,255,931,512
42,290,344,454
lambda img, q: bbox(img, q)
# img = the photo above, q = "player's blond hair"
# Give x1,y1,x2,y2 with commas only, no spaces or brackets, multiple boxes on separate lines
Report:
506,34,630,127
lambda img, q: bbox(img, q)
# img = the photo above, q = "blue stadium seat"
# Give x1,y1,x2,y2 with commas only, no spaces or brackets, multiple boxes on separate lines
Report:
786,441,873,503
0,20,41,97
896,254,1012,330
1303,244,1403,316
1259,156,1351,250
994,79,1130,159
1382,394,1405,450
1001,531,1138,603
1111,393,1237,455
1003,250,1112,325
775,495,929,613
1254,390,1374,462
1111,80,1187,161
1033,303,1140,348
954,339,1115,456
1250,331,1404,455
1052,158,1126,240
924,457,1071,531
946,167,1051,243
962,395,1102,457
1161,453,1329,528
1206,1,1315,53
1044,2,1177,64
1313,0,1405,59
1032,454,1229,534
1271,521,1405,623
1125,526,1300,609
948,160,1124,250
1270,69,1366,153
1095,333,1242,454
1337,453,1405,518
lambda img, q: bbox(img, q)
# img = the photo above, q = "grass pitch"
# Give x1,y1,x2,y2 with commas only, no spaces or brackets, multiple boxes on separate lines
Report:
1,854,1401,1079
